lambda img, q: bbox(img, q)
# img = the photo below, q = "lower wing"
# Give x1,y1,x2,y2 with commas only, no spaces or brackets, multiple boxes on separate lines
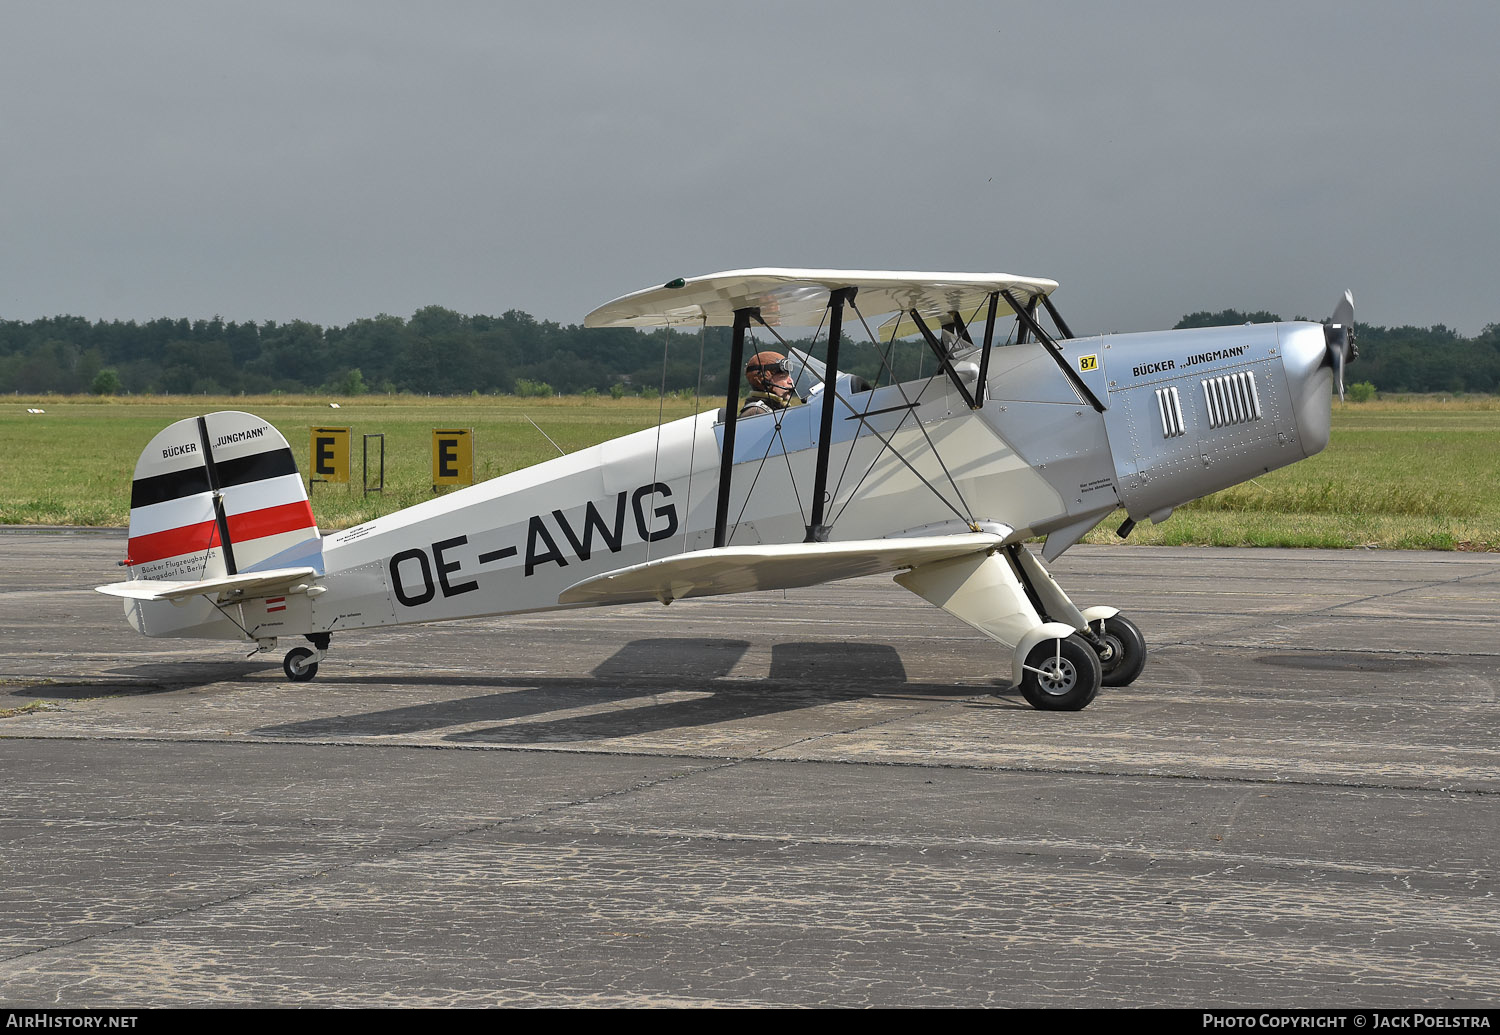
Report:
558,532,1006,606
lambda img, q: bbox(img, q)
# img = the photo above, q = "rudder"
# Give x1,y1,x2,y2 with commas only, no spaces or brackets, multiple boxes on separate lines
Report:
126,411,321,582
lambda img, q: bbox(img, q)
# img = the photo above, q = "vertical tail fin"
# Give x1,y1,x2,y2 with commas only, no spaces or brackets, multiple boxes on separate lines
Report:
127,411,321,581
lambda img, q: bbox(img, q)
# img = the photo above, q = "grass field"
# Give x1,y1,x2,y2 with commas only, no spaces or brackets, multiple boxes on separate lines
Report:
2,393,1496,551
1082,399,1500,551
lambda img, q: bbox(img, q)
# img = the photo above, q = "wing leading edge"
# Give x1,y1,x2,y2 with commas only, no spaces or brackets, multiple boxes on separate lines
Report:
557,532,1006,606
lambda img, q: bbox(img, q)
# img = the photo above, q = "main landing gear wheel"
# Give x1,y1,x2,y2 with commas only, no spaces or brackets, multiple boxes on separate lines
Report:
283,646,319,682
1094,614,1146,688
1018,634,1102,711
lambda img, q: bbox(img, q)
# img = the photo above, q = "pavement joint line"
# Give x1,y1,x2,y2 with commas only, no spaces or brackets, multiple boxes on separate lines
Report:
1150,636,1500,656
0,753,739,970
1298,562,1500,613
1148,638,1497,655
1068,561,1500,582
551,823,1496,886
1149,561,1500,649
2,730,1493,797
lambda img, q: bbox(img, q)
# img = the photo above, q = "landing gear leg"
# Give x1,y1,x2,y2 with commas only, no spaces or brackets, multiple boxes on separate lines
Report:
283,633,330,683
283,647,318,681
895,549,1102,711
1010,545,1150,690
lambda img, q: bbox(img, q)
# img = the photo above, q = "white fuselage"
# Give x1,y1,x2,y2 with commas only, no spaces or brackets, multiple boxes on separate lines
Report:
145,354,1078,641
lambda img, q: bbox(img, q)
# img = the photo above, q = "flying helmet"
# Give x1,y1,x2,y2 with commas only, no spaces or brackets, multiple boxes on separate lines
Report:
745,351,793,394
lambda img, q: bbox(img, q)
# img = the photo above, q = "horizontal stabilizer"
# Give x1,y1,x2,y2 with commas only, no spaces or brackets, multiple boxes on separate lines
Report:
96,566,319,603
558,533,1003,606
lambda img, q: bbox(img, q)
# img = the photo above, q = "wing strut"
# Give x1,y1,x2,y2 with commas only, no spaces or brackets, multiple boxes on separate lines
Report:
1015,294,1037,344
975,291,1000,400
907,309,979,410
717,284,993,548
1000,290,1106,414
713,306,758,548
739,301,977,537
805,286,856,542
906,292,1008,411
1039,294,1074,340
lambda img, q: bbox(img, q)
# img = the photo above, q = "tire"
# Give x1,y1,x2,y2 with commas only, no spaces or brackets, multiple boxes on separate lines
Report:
283,646,319,682
1018,634,1102,711
1096,614,1146,688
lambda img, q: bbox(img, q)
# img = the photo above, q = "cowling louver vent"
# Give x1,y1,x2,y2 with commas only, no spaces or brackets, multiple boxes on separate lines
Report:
1155,386,1186,438
1202,371,1261,429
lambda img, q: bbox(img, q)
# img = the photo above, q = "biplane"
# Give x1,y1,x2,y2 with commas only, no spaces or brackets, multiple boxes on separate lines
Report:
98,269,1355,710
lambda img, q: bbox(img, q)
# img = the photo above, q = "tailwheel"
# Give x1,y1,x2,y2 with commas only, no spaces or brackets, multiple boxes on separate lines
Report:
283,646,319,682
1018,634,1102,711
1093,614,1146,688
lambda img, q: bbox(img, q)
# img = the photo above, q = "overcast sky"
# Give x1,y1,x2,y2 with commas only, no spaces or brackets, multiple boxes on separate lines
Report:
2,1,1496,337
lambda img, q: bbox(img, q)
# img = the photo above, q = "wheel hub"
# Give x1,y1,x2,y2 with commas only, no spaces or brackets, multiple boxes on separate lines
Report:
1098,634,1122,670
1036,656,1078,695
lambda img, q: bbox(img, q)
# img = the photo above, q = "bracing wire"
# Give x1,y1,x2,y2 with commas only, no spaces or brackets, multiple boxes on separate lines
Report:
825,301,977,528
827,309,894,509
754,309,972,530
741,321,817,528
725,314,823,543
822,383,972,527
724,293,1007,540
210,598,253,641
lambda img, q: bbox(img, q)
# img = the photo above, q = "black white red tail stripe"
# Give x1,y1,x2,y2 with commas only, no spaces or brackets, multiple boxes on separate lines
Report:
126,412,321,581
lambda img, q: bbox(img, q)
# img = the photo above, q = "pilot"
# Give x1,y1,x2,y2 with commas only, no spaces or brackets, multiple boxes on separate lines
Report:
739,351,799,418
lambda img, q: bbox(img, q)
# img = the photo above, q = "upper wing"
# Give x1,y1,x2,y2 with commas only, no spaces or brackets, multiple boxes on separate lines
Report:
557,532,1005,606
96,566,319,603
583,269,1058,329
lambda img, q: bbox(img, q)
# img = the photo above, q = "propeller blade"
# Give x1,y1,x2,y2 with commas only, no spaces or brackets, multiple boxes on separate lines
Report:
1324,290,1355,402
1331,289,1354,329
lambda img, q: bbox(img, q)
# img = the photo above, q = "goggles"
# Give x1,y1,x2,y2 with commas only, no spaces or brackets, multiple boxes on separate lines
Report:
747,359,791,377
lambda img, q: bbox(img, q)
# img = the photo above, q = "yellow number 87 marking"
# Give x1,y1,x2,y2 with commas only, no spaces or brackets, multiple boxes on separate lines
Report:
1078,354,1098,372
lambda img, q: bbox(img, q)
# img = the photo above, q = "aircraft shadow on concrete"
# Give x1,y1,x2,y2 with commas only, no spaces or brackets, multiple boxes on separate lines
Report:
251,638,1022,740
8,661,271,700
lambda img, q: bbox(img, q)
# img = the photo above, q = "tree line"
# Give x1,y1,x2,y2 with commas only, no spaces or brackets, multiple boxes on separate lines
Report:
2,304,1496,397
1174,310,1500,394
